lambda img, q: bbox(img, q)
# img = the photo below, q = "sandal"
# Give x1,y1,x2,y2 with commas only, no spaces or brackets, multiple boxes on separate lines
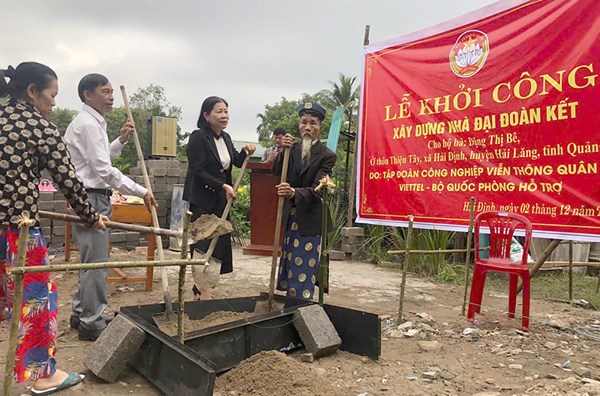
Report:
31,372,85,395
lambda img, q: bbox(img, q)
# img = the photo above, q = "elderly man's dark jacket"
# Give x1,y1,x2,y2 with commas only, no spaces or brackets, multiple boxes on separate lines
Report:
183,127,247,212
272,139,337,236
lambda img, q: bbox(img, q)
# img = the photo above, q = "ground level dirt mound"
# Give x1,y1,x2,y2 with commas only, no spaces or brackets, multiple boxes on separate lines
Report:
214,350,346,396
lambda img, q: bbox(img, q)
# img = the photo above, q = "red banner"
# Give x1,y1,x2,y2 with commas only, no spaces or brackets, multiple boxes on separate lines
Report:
357,0,600,241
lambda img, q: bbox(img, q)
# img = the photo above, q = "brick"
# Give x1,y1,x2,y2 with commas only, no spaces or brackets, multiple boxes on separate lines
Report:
341,227,364,237
178,169,188,178
346,252,367,261
53,200,67,212
38,200,55,211
39,192,55,201
293,305,341,358
328,250,345,261
341,243,360,254
110,232,128,243
52,226,66,237
342,235,364,245
145,159,167,169
149,167,167,177
84,314,146,382
128,167,142,176
166,168,179,177
152,183,166,193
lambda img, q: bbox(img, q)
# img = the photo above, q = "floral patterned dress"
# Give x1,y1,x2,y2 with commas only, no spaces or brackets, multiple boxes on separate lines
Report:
0,97,98,382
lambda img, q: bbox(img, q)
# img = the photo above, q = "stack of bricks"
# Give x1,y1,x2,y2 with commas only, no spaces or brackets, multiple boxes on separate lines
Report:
128,159,188,247
341,227,366,261
37,189,68,248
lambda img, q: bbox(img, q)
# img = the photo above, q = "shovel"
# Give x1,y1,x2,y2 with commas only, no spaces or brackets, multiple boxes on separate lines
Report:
191,156,250,290
254,147,289,314
121,86,177,334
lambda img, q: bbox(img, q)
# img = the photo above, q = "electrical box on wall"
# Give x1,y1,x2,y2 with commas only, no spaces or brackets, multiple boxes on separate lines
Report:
146,116,177,157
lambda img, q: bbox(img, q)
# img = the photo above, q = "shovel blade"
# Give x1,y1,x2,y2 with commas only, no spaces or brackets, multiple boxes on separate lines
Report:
191,249,222,289
253,298,285,315
152,310,180,336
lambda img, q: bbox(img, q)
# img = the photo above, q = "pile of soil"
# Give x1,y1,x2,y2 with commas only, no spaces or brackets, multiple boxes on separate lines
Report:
214,350,346,396
159,310,253,336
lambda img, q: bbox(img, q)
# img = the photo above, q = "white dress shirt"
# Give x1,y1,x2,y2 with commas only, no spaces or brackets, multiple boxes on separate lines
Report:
64,104,147,197
214,135,231,170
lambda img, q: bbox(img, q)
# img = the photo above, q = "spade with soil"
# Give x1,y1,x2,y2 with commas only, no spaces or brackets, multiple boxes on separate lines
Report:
191,156,250,290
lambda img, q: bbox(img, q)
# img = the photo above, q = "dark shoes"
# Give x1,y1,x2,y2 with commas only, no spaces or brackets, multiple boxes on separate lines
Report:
77,327,104,341
70,314,115,330
70,314,115,341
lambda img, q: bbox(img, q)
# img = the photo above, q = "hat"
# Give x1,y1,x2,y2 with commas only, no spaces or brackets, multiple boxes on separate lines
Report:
298,102,326,121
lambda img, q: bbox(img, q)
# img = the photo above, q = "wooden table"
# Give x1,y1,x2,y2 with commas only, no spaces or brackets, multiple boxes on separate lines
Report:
64,203,155,291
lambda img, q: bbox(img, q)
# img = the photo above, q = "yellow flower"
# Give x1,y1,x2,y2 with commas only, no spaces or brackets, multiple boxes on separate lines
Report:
237,187,245,193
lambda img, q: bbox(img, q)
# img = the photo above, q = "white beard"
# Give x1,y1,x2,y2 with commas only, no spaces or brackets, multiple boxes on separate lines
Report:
301,135,312,161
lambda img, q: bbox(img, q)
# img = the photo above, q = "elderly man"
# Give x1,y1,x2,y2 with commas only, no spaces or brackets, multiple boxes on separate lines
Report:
273,102,337,300
64,73,157,341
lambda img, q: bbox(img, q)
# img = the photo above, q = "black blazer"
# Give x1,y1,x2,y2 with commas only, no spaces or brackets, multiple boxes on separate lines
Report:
183,127,247,212
272,140,337,236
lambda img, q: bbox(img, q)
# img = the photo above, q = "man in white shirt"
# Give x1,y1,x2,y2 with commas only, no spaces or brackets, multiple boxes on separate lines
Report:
64,73,157,341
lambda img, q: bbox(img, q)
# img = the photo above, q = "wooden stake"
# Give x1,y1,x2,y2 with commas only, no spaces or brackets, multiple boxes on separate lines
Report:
398,216,413,322
4,219,34,396
568,240,573,301
318,189,329,306
461,197,476,316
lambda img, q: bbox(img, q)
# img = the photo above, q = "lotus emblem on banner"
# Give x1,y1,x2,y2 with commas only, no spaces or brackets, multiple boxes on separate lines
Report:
449,30,489,77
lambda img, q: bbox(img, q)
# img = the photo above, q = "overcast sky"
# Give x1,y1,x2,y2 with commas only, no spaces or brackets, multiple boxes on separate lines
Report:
4,0,497,142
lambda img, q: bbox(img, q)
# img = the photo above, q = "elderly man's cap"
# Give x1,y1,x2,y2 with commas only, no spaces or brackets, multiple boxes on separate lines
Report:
298,102,326,121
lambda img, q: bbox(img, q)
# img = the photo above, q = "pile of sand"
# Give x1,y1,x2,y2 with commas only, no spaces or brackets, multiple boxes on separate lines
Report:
214,350,346,396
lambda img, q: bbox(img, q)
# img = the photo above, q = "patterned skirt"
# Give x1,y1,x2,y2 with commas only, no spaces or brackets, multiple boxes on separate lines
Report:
276,210,321,300
0,228,57,383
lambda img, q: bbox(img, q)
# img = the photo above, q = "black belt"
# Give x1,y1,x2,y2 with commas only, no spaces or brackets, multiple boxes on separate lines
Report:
86,188,113,197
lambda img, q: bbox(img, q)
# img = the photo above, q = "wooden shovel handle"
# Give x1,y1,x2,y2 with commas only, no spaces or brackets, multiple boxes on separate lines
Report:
267,147,291,307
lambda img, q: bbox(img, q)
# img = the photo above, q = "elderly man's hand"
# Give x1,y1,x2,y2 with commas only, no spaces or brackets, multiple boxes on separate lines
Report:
280,134,295,148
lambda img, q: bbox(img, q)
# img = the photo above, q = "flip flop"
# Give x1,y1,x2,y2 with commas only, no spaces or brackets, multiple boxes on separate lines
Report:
31,372,85,395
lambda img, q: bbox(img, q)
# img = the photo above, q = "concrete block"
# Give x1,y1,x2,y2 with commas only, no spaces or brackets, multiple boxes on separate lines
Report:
110,232,128,243
328,250,345,261
341,227,364,238
52,225,66,237
128,167,142,176
166,160,181,169
84,314,146,382
53,200,67,212
152,183,166,193
342,235,364,245
39,192,55,201
293,304,341,358
145,159,167,169
178,169,188,178
149,167,167,177
38,200,55,211
346,252,367,261
166,168,179,177
341,243,360,254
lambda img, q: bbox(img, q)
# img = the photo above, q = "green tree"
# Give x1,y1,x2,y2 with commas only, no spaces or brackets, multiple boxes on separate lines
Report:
48,107,77,135
320,73,360,134
255,92,331,145
105,84,184,171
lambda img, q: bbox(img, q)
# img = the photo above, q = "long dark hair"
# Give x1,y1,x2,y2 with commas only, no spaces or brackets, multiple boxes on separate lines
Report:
0,62,57,99
196,96,228,129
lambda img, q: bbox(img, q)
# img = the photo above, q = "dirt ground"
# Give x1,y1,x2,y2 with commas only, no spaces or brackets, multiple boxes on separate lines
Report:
2,245,600,396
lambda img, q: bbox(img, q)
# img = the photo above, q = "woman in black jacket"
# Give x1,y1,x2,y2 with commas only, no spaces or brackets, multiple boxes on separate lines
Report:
183,96,255,300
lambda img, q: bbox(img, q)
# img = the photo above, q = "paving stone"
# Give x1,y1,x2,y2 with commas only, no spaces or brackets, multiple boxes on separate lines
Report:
84,314,146,382
293,304,341,358
341,227,364,237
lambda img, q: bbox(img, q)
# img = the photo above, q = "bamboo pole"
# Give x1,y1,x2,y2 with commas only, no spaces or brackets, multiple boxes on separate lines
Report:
4,218,34,396
178,211,192,344
120,85,172,315
318,190,329,306
346,24,370,227
388,247,487,255
461,197,476,316
568,240,573,301
10,258,205,275
38,211,180,238
398,216,414,323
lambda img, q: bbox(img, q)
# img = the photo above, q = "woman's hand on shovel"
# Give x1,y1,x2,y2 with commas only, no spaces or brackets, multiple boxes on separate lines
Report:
143,192,158,212
223,184,237,201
